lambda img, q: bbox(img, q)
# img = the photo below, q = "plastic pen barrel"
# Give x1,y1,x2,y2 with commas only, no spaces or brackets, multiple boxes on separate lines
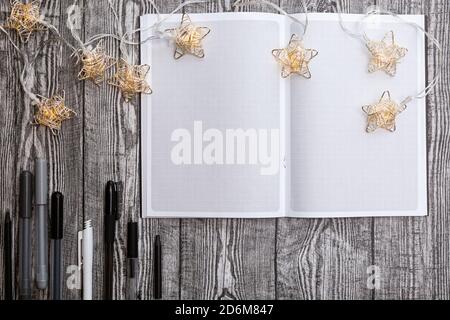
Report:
19,171,33,300
4,212,13,300
35,159,49,290
50,192,64,300
154,235,162,299
104,181,118,300
82,220,93,300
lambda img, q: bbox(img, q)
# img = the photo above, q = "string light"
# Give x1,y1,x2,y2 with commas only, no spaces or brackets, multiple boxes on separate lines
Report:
362,91,406,133
272,34,318,78
77,42,115,85
33,93,76,135
165,13,211,59
4,0,45,42
109,59,152,102
366,31,408,76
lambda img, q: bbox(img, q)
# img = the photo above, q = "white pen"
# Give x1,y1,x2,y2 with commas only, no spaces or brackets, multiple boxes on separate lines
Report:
78,220,93,300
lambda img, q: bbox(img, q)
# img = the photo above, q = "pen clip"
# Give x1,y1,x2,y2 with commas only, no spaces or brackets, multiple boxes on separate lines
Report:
77,230,83,270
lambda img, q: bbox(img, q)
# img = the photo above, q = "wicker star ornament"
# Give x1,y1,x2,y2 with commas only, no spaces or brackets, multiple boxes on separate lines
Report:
109,59,152,102
272,34,318,78
366,31,408,76
77,42,115,85
165,14,211,59
33,93,76,135
362,91,407,133
5,0,45,42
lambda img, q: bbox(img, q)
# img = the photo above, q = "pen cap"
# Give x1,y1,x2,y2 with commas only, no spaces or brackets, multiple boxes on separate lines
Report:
35,159,48,205
105,181,118,219
127,222,138,259
19,171,33,218
5,210,11,225
51,192,64,239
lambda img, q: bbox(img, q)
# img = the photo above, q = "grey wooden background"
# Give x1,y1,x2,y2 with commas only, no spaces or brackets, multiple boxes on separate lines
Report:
0,0,448,300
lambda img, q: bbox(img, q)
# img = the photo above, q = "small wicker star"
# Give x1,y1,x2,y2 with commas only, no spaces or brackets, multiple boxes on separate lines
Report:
77,42,115,85
366,31,408,76
165,13,210,59
272,34,318,79
5,0,45,42
109,58,152,102
362,91,407,133
33,93,76,135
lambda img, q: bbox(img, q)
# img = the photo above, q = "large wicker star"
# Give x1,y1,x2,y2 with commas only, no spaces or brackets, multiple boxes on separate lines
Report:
366,31,408,76
109,59,152,102
272,34,318,79
33,93,76,135
362,91,407,133
5,0,45,42
77,42,115,85
165,13,210,59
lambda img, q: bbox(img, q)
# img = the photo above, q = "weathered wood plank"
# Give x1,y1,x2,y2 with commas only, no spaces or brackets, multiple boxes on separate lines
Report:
179,0,277,300
47,0,84,300
0,0,84,300
83,0,138,300
0,1,22,300
83,0,181,300
276,0,375,300
373,0,450,300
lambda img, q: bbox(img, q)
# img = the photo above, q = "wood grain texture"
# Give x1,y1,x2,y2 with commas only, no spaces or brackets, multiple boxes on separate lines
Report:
0,0,449,301
46,0,84,301
373,0,450,300
83,0,181,300
0,0,83,300
0,0,21,300
83,0,139,300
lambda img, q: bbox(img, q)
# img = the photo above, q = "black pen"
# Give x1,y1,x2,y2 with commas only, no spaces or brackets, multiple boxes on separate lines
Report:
4,211,13,300
104,181,119,300
154,235,162,300
50,192,64,300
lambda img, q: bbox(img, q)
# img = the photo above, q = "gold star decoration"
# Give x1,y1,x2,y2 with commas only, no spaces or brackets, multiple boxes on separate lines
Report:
4,0,45,42
165,13,210,59
109,58,152,102
33,93,76,135
362,91,407,133
272,34,318,79
366,31,408,76
77,42,115,85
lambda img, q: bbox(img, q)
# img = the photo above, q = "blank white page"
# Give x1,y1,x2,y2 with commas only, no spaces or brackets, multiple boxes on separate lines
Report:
288,13,427,217
140,13,287,218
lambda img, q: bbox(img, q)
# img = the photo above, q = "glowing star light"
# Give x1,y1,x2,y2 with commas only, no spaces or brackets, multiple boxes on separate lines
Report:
33,93,76,135
5,0,45,42
109,59,152,102
165,13,210,59
366,31,408,76
362,91,406,133
77,42,115,85
272,34,318,79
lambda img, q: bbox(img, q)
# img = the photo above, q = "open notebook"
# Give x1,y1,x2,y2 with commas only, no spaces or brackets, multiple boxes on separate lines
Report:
140,12,426,218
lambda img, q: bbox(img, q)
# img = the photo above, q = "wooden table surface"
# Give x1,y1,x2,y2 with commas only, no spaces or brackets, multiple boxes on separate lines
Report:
0,0,449,300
